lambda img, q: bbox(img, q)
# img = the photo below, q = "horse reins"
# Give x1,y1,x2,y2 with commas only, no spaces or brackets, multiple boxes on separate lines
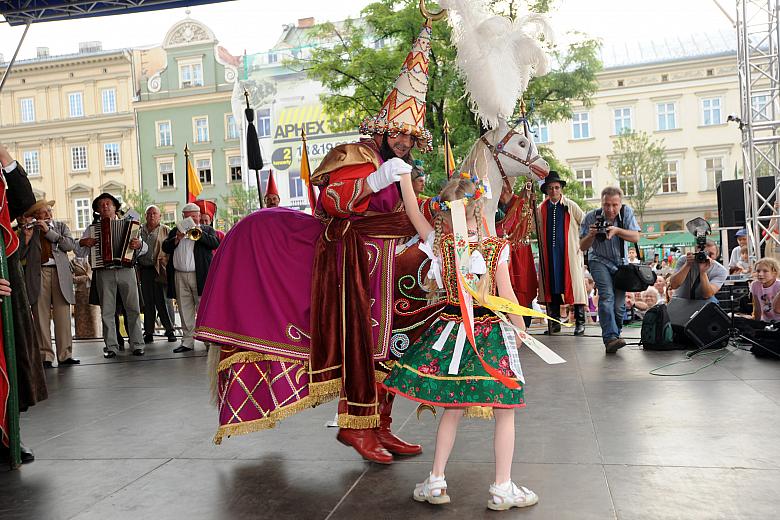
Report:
479,126,541,182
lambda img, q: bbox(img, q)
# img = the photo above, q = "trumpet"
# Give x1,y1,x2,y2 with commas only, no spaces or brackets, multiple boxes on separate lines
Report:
186,227,202,241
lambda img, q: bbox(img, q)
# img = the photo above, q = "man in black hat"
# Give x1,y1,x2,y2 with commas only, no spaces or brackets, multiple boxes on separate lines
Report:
76,193,147,357
537,171,588,335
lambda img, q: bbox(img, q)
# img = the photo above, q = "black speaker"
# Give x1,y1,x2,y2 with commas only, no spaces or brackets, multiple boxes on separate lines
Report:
717,177,777,228
667,298,730,349
683,302,730,349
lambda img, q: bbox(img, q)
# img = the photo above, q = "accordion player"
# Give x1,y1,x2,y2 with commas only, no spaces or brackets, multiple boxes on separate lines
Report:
88,217,142,269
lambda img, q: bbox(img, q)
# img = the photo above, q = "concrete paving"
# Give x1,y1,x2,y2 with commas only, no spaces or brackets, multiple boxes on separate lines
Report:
2,325,779,519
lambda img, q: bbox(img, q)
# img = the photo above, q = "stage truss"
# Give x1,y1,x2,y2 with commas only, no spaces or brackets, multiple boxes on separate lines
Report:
736,0,780,258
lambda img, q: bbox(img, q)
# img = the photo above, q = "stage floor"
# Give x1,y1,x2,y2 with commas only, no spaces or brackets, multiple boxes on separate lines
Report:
2,326,779,519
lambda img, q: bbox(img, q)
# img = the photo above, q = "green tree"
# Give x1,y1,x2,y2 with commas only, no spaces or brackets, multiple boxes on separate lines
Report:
218,185,259,231
292,0,601,196
608,130,667,226
121,189,156,217
538,146,592,211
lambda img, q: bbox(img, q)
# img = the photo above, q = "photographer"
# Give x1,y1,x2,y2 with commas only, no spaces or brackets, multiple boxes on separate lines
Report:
580,186,641,353
668,239,728,303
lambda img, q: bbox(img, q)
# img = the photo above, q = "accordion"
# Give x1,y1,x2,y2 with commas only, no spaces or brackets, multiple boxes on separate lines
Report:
88,217,141,269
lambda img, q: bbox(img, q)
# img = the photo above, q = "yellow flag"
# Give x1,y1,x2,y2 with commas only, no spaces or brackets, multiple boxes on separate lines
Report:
186,156,202,202
445,137,456,178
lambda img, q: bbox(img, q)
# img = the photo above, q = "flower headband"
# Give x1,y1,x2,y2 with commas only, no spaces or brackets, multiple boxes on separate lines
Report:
429,172,487,212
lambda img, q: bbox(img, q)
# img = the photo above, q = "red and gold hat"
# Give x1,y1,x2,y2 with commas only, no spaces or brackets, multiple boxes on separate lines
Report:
359,22,433,153
193,199,217,219
265,170,279,197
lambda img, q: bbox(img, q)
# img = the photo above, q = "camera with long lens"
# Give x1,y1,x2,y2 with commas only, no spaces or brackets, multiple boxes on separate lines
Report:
594,214,609,241
686,217,712,264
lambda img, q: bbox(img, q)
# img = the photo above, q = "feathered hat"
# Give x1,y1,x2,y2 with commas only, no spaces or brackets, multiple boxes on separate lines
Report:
359,22,434,152
265,170,279,197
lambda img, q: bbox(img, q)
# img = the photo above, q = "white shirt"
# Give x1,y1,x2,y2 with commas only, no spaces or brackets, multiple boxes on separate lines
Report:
173,236,196,272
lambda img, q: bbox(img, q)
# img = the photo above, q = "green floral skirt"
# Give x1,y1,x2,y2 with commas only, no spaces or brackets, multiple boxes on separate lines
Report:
383,315,525,411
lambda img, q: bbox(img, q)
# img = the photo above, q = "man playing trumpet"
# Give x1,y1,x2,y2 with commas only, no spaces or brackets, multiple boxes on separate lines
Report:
162,203,220,353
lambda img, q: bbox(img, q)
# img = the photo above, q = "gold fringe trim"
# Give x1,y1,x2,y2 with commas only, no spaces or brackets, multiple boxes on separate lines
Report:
213,394,317,445
464,406,494,420
217,351,305,373
308,378,342,406
337,412,380,429
374,371,388,384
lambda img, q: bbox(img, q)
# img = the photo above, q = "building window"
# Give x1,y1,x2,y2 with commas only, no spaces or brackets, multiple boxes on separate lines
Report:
157,121,172,147
268,53,278,64
619,175,636,197
23,151,40,176
289,171,304,199
75,198,91,230
194,117,209,143
751,94,770,121
701,97,722,126
229,156,242,182
197,158,212,184
104,143,121,168
531,122,549,144
20,97,35,123
574,168,594,198
656,102,676,130
662,160,679,193
68,92,84,118
101,88,117,114
226,114,239,140
163,209,176,223
613,107,632,134
258,108,271,138
179,60,204,88
571,112,590,139
705,157,724,190
159,161,175,188
71,146,88,171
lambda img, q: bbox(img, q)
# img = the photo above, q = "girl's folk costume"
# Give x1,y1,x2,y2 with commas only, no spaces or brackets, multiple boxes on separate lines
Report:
195,21,443,463
383,231,525,414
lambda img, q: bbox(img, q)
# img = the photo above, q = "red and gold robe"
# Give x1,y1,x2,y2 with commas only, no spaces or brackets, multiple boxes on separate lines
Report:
495,194,538,308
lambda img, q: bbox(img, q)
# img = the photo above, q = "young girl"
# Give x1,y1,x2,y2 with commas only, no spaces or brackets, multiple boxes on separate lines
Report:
751,258,780,322
382,172,536,510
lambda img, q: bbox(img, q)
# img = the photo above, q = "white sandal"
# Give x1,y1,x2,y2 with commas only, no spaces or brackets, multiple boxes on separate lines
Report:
487,481,538,510
413,474,451,505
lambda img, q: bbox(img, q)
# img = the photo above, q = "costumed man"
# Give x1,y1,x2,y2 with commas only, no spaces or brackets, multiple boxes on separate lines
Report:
263,171,280,208
495,177,538,327
76,193,147,357
19,199,78,367
194,199,226,245
0,145,45,465
195,20,441,464
537,171,587,335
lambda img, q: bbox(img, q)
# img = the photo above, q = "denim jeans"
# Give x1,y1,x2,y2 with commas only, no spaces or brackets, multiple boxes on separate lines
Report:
589,260,626,343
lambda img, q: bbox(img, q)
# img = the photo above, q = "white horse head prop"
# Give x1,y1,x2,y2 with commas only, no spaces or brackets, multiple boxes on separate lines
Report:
460,117,549,235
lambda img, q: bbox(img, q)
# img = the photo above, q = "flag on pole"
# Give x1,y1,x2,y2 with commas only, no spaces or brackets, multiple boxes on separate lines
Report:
186,152,202,203
444,119,456,179
300,128,317,212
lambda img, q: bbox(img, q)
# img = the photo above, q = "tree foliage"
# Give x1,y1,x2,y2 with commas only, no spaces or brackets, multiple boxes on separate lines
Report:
608,130,667,226
293,0,601,196
121,189,156,217
218,184,259,231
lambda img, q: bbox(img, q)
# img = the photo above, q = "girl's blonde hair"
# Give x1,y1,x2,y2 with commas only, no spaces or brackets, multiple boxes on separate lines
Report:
755,257,780,274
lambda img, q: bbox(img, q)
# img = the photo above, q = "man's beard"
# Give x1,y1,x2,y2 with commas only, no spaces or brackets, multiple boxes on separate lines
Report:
379,134,412,163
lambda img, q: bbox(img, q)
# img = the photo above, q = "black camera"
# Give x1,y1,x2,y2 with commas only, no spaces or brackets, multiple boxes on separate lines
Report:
686,217,712,264
594,215,608,241
694,233,708,263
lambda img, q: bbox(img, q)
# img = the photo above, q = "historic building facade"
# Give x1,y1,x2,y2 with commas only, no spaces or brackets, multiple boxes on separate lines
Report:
133,17,239,224
0,45,138,231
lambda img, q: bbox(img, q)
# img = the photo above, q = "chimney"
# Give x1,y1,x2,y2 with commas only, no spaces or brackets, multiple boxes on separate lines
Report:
36,47,50,59
78,41,103,53
297,17,315,28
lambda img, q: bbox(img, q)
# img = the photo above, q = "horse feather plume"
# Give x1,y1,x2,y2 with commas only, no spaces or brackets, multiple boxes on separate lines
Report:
440,0,553,129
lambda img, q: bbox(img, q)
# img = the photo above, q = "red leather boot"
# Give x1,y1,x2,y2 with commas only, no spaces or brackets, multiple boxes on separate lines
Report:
375,385,423,456
337,427,393,464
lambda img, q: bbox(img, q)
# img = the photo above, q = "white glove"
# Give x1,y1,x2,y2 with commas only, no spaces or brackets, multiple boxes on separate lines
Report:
366,158,412,193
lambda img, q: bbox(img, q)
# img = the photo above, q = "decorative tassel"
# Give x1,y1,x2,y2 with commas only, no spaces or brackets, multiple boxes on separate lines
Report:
337,413,380,429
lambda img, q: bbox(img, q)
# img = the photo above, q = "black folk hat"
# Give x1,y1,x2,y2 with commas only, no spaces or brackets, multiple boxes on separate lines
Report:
539,170,567,194
92,193,121,213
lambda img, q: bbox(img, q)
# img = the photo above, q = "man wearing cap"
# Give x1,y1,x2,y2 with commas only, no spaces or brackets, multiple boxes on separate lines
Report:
137,205,176,344
264,171,280,208
538,171,588,336
76,193,147,357
728,229,749,275
19,200,78,366
194,199,225,245
162,203,219,353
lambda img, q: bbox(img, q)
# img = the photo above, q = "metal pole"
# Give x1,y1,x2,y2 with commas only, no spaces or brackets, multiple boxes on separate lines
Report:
0,22,31,94
184,143,190,205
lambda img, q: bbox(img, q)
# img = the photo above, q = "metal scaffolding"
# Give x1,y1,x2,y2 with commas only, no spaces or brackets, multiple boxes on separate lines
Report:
736,0,780,259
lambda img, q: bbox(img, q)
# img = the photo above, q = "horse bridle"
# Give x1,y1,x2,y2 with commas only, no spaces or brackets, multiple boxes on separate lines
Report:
479,123,541,182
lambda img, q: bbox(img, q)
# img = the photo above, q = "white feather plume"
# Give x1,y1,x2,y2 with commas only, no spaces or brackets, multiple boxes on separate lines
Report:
440,0,553,129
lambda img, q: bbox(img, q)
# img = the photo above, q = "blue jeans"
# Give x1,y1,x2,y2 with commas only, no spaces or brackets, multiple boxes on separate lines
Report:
589,260,626,343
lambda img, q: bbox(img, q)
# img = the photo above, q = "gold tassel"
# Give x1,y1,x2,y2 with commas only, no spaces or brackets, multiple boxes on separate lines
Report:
337,413,380,429
464,406,494,420
308,378,342,404
211,394,318,445
217,351,305,373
